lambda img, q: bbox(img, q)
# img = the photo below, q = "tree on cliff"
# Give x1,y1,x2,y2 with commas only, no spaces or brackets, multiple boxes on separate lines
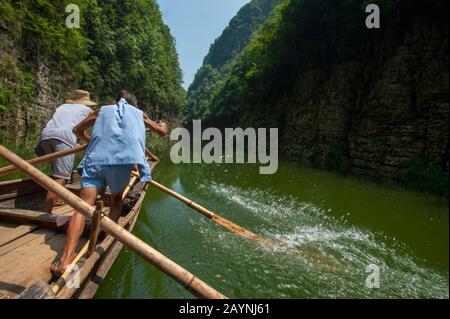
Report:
186,0,449,195
184,0,277,124
0,0,184,124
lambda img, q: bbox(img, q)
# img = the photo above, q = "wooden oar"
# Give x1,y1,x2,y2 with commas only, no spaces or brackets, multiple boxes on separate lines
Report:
138,150,266,242
0,144,87,177
144,175,338,268
143,175,269,243
0,144,227,299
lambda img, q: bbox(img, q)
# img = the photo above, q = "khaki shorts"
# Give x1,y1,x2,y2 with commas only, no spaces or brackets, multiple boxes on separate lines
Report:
37,139,75,180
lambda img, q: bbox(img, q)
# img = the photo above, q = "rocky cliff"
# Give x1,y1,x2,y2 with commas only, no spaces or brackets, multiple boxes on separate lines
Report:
0,28,67,142
0,0,184,144
187,0,449,195
279,4,448,193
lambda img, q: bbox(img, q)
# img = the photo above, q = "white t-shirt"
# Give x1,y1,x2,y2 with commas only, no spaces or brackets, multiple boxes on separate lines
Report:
40,104,92,146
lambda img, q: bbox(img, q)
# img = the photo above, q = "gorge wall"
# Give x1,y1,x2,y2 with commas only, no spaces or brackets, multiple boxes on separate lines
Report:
0,0,184,144
280,13,448,192
187,0,449,195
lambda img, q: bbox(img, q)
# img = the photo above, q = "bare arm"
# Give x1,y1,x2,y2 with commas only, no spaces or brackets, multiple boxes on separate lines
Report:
143,113,169,137
73,110,99,142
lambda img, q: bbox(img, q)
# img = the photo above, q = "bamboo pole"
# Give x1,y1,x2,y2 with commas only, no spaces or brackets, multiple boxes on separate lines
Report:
122,176,138,200
146,176,268,243
50,241,90,295
0,144,227,299
0,144,87,177
147,178,338,268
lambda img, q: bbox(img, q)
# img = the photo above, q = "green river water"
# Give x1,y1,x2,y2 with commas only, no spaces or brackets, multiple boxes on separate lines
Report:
96,154,448,299
1,140,448,298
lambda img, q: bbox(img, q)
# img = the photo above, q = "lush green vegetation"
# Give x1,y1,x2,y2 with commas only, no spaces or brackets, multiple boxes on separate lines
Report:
187,0,448,196
0,0,184,119
184,0,277,123
187,0,448,126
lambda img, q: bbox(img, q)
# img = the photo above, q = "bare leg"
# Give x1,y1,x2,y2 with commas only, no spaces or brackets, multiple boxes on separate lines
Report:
44,178,66,213
108,192,124,223
58,188,98,269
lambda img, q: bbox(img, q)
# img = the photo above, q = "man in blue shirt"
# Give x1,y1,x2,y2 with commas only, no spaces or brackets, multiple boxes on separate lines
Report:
52,90,168,274
35,90,96,213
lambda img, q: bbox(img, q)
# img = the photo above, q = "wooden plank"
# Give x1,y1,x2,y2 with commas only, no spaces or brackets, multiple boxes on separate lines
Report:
0,191,20,202
0,208,93,237
0,228,57,258
0,233,71,298
0,221,39,247
51,204,74,216
0,178,34,193
0,179,43,200
0,232,88,298
0,189,43,202
0,208,62,227
17,280,55,299
0,191,46,212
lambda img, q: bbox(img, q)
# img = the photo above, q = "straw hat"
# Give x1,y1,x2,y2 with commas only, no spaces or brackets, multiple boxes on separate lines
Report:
66,90,97,106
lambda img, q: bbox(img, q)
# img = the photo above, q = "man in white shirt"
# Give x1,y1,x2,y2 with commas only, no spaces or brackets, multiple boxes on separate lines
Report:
35,90,96,213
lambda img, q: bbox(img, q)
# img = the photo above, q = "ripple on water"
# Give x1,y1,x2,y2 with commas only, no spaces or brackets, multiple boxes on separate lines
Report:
193,181,449,298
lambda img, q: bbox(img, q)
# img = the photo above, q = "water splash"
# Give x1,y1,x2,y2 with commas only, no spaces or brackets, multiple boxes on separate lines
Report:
194,181,449,298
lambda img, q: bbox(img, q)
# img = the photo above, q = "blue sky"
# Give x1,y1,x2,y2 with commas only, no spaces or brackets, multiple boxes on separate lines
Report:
157,0,250,89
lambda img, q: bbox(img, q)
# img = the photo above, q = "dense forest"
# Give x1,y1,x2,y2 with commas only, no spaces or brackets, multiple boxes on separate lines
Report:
0,0,448,195
184,0,277,123
187,0,449,195
0,0,184,140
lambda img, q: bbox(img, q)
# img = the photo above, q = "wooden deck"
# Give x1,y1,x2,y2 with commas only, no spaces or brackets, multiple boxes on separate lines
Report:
0,161,155,299
0,202,105,298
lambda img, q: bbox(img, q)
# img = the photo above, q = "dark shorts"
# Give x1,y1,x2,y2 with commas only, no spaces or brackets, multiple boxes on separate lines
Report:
37,139,74,180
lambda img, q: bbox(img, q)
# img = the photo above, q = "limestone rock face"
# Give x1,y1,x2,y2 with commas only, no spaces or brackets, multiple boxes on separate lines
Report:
280,21,448,185
0,31,70,143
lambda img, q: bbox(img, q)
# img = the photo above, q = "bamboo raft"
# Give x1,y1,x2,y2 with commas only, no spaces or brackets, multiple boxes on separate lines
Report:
0,160,157,299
